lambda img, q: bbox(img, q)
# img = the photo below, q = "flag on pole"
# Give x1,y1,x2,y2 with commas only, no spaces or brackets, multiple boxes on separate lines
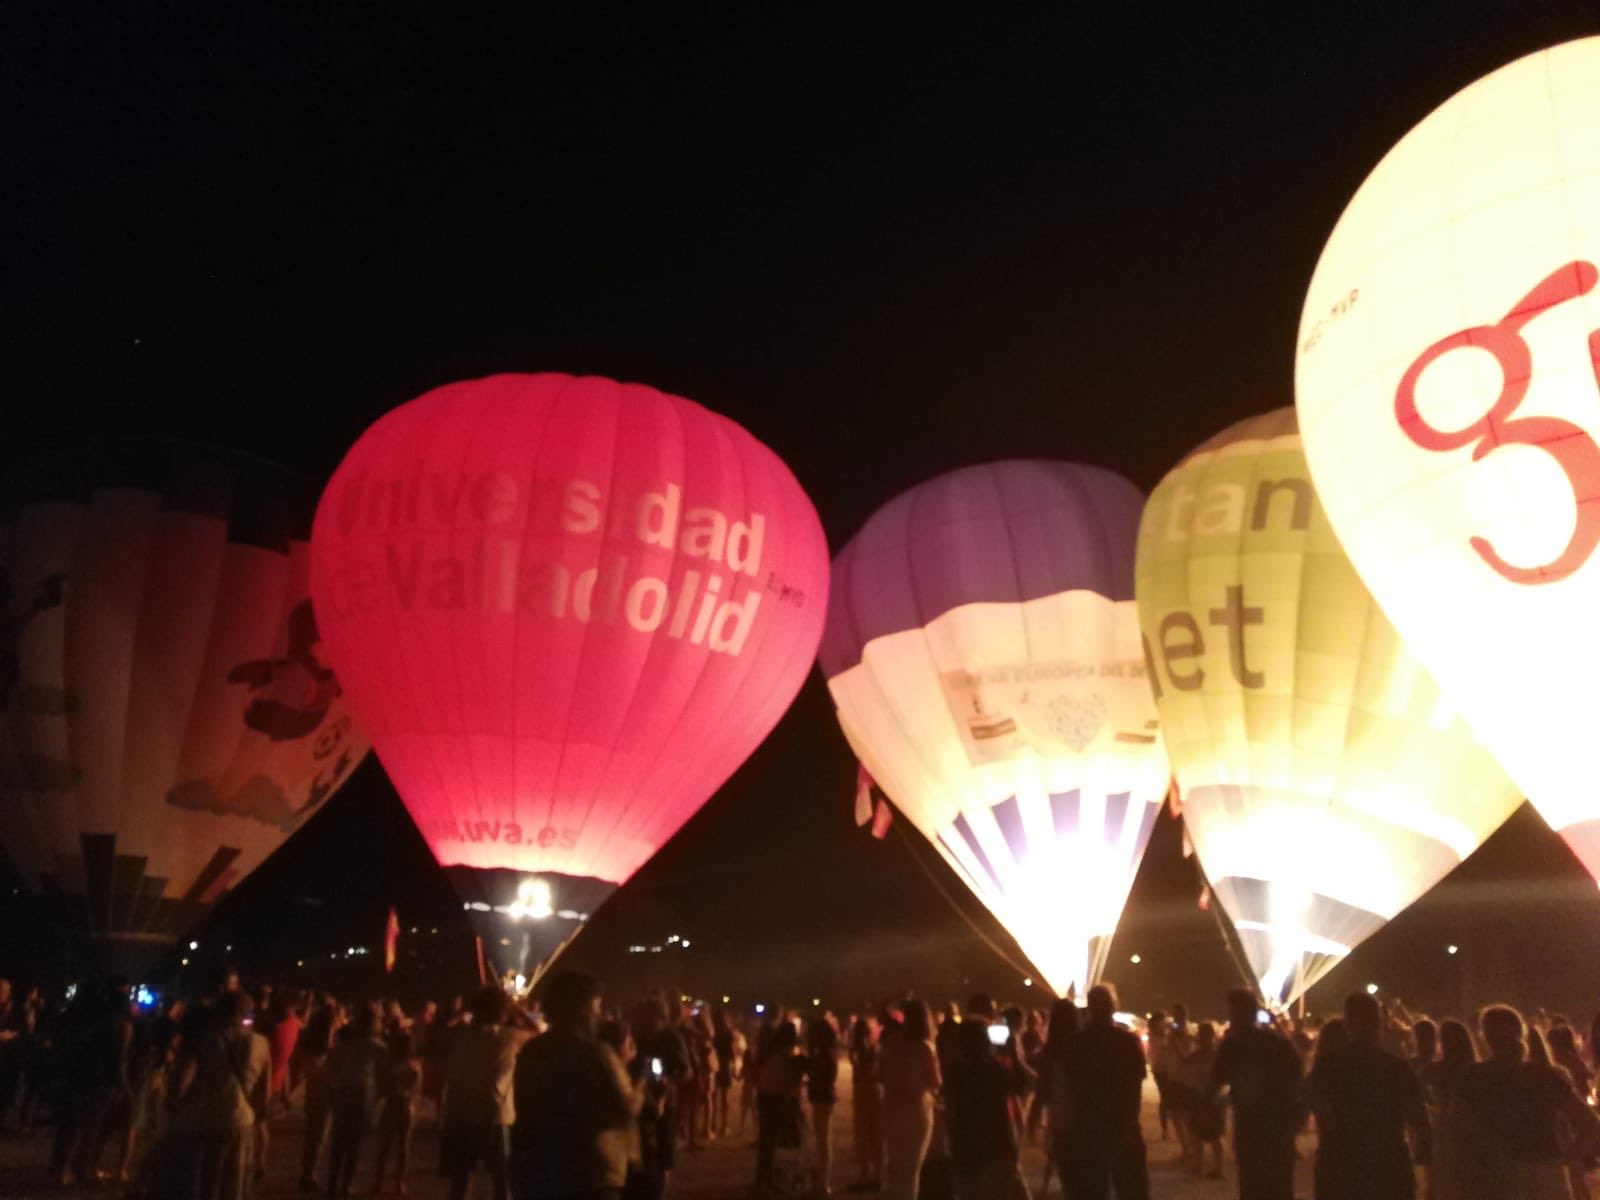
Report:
870,794,893,839
384,906,399,974
854,763,874,826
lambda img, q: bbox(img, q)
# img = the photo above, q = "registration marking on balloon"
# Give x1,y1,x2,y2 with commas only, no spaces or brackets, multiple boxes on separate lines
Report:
1294,36,1600,870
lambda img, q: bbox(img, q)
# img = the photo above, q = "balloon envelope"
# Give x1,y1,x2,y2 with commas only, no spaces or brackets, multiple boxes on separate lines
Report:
1295,37,1600,876
1136,410,1519,1004
0,442,369,978
309,373,828,977
820,461,1169,997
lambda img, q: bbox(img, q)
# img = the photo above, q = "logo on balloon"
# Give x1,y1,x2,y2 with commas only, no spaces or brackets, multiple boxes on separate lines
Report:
1394,260,1600,585
1046,693,1109,752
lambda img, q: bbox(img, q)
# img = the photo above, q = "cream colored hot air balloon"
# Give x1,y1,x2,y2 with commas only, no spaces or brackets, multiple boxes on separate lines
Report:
1135,409,1520,1004
1295,37,1600,879
0,442,369,978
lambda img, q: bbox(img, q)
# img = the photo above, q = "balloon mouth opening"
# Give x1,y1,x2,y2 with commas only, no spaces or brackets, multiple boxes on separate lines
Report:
443,865,617,987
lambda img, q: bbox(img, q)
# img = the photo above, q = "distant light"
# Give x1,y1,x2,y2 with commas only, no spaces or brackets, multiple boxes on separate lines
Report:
755,1003,766,1014
499,938,511,947
1023,978,1033,988
225,945,232,953
721,995,731,1004
666,934,680,944
812,997,821,1007
513,974,527,993
1366,983,1379,995
1130,954,1142,965
188,940,199,951
296,960,304,968
680,939,691,948
1447,944,1459,955
180,958,189,967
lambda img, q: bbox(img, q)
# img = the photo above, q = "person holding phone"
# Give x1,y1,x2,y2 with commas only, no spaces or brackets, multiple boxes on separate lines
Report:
946,1017,1029,1200
1206,989,1302,1200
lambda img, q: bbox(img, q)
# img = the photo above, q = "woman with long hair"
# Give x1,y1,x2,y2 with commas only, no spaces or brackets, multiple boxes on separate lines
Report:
1419,1018,1477,1200
1447,1005,1600,1200
753,1020,807,1194
710,1007,739,1140
878,999,941,1200
849,1016,884,1192
1038,999,1078,1199
682,1007,716,1150
1178,1023,1224,1180
806,1017,841,1197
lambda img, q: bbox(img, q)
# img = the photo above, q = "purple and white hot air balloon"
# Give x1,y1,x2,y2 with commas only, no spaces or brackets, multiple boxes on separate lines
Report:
820,462,1170,996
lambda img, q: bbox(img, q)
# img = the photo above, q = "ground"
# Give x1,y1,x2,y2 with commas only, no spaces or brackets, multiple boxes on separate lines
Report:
0,1065,1312,1199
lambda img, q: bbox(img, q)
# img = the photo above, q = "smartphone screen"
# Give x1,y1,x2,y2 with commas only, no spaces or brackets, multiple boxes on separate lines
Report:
650,1056,664,1077
1255,1009,1272,1026
986,1023,1010,1047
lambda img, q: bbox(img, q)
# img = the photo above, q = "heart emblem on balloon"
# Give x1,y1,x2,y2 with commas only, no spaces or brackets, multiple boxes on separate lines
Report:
1045,693,1109,752
1295,36,1600,878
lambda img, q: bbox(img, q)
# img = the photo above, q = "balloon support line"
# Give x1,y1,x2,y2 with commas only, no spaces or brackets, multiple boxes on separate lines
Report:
1193,852,1265,1003
886,809,1041,986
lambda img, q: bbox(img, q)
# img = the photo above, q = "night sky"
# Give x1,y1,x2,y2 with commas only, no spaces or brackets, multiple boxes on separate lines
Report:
6,5,1600,1018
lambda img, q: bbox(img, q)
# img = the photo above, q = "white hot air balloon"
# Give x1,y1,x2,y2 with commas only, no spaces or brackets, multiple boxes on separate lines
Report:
819,462,1170,997
1295,37,1600,879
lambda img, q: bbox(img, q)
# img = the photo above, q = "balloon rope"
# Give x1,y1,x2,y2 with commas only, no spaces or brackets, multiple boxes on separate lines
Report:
1193,855,1263,1001
888,813,1041,984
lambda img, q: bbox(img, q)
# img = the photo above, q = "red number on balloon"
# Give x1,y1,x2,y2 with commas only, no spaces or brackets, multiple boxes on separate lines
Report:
1394,261,1600,584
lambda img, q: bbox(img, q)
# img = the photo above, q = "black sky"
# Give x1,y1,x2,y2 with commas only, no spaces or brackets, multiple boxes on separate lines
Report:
6,5,1600,1017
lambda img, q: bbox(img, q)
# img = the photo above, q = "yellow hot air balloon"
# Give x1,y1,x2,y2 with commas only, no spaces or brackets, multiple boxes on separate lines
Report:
1135,409,1520,1004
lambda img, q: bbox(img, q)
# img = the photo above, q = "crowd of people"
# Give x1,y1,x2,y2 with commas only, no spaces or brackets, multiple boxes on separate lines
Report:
4,967,1600,1200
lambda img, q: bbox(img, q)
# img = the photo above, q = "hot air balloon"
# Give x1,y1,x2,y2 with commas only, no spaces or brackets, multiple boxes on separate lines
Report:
1135,409,1520,1004
309,373,828,981
1295,37,1600,878
0,441,369,979
819,462,1169,997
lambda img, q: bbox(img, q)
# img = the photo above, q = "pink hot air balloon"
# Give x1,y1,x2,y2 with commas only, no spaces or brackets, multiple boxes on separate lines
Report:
310,373,828,978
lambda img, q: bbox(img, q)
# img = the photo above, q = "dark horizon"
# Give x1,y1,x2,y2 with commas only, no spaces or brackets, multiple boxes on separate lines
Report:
5,6,1600,1020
